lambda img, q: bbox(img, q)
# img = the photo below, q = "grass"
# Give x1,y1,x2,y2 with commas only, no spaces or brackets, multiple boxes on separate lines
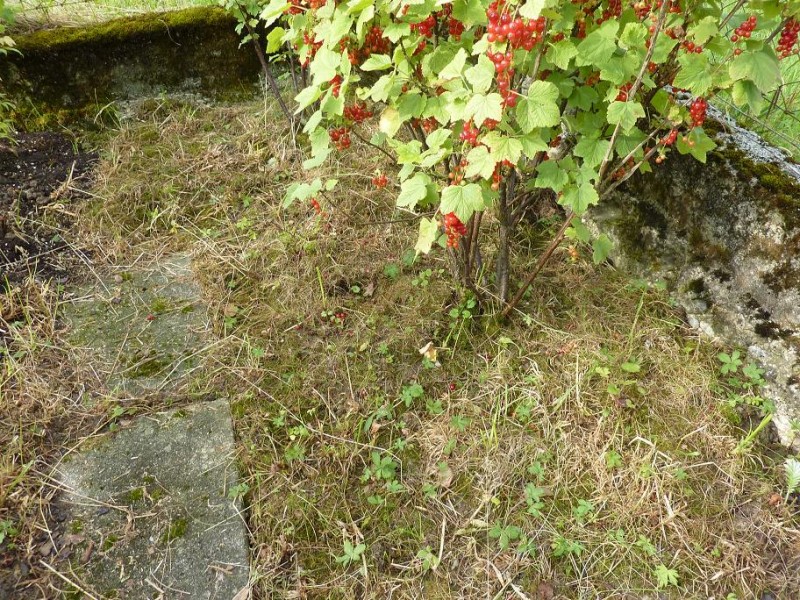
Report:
1,90,781,599
0,2,798,595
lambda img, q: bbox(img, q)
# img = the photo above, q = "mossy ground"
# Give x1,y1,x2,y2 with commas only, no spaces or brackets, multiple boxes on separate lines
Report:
2,93,799,598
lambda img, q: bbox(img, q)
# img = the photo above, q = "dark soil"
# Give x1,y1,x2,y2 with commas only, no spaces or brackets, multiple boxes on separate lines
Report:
0,132,96,289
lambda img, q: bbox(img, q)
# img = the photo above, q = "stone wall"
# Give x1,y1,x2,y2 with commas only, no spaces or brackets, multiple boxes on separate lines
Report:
1,7,261,125
589,110,800,446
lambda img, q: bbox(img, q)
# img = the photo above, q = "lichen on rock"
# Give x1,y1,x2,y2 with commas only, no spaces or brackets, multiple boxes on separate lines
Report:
588,108,800,447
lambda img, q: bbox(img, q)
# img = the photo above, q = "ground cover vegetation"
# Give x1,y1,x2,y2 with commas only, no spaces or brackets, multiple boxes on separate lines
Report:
1,0,800,598
233,0,800,311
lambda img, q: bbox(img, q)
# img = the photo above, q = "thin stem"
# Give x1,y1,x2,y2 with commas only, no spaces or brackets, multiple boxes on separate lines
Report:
501,213,573,319
350,127,395,162
719,0,747,31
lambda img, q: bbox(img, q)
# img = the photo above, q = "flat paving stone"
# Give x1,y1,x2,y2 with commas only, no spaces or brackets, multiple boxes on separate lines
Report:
55,399,249,599
62,254,207,393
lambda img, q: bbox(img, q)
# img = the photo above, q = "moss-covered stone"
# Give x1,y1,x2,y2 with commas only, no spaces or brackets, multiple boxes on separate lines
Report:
1,7,261,129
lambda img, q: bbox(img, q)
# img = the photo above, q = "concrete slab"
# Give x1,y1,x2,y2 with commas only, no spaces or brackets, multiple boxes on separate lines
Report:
56,399,249,599
62,254,207,393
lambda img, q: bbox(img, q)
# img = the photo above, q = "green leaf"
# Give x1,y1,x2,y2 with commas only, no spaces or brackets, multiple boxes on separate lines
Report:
573,136,610,169
465,54,495,94
310,48,341,85
673,53,713,96
425,128,451,150
397,173,432,209
259,0,289,26
415,217,440,255
606,101,645,133
560,182,599,215
398,93,426,120
303,127,331,169
464,93,503,128
464,145,497,180
676,127,716,163
438,48,469,82
266,27,286,54
295,85,322,112
729,48,780,94
483,132,523,164
534,160,569,192
732,79,763,113
519,0,546,20
576,20,619,67
619,22,647,50
688,15,718,45
566,216,591,243
452,0,488,26
440,183,484,222
361,54,392,71
547,39,577,70
383,22,410,42
379,106,402,137
516,81,561,132
592,234,613,264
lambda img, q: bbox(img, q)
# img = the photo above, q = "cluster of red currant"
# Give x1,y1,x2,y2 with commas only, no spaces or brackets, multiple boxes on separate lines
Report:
301,32,322,66
411,15,437,38
310,197,322,214
731,15,756,43
597,0,621,24
486,2,546,50
364,26,390,56
689,97,707,128
329,74,343,98
329,126,351,150
778,18,800,59
372,172,388,188
616,83,632,102
487,51,517,107
682,40,703,54
286,0,303,15
343,101,373,123
660,129,678,146
413,117,439,134
483,118,499,131
448,158,469,185
443,212,468,248
459,120,480,146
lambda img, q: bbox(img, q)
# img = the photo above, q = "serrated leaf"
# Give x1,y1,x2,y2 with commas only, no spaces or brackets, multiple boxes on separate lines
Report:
464,93,503,127
547,39,577,70
688,15,718,45
516,80,561,132
438,48,469,82
519,0,546,20
732,79,763,113
482,132,522,164
295,85,322,112
606,101,645,133
361,54,392,71
574,136,610,169
464,145,497,180
576,20,619,67
266,27,286,54
440,183,484,222
453,0,487,26
673,52,713,96
383,22,410,42
560,182,599,215
425,128,451,149
310,48,341,85
534,159,569,191
675,127,716,163
379,106,402,137
465,54,495,94
397,172,431,209
415,217,440,255
592,234,613,264
729,48,780,94
259,0,289,26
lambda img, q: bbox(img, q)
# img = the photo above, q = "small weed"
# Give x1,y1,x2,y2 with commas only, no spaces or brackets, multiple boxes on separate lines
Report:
335,540,365,567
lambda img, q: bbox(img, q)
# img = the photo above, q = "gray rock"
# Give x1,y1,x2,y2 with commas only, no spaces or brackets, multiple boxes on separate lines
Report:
62,254,207,393
55,399,249,599
588,108,800,446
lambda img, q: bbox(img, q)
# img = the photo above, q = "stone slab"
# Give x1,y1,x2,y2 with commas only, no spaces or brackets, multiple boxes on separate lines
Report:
55,399,249,599
62,254,207,393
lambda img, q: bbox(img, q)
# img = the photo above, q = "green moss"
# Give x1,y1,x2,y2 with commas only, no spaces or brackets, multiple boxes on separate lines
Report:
162,517,188,543
101,534,119,551
150,296,169,313
124,487,145,504
124,356,171,379
14,7,233,55
68,519,84,534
